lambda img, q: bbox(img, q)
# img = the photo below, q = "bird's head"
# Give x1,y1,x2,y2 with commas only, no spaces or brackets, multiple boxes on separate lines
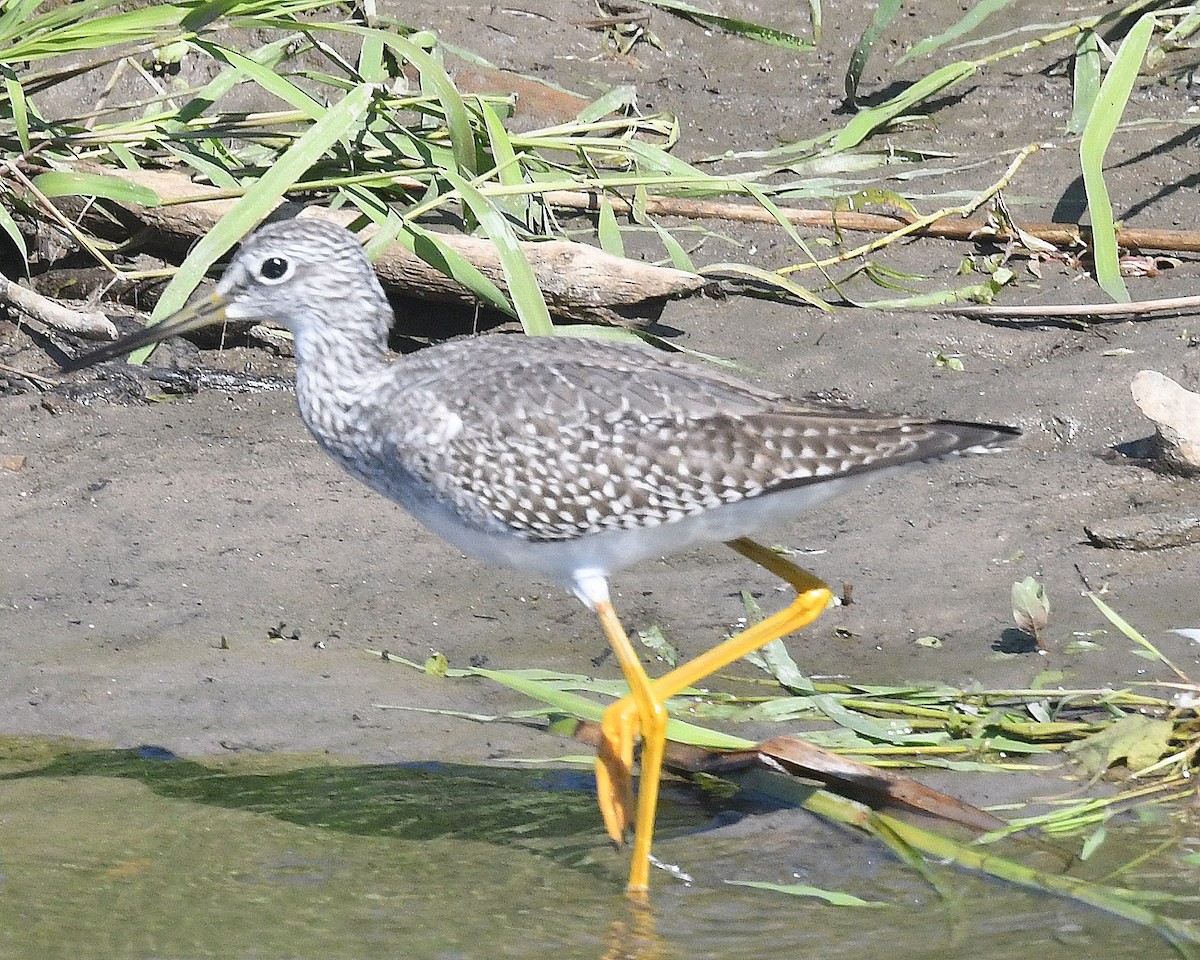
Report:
61,218,392,372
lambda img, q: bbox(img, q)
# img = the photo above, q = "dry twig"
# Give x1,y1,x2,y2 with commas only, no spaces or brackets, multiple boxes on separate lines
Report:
945,294,1200,321
545,192,1200,255
0,271,117,339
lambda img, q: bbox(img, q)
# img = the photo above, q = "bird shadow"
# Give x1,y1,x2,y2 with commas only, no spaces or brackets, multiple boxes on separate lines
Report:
0,739,718,881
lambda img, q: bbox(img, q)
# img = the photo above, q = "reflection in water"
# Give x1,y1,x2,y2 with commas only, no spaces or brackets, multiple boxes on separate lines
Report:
0,736,1192,960
604,899,662,960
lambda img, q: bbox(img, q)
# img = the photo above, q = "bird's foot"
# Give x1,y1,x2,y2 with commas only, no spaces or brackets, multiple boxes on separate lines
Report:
595,698,639,844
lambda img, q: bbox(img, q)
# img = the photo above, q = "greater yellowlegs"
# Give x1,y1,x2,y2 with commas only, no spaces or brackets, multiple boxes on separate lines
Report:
64,218,1018,892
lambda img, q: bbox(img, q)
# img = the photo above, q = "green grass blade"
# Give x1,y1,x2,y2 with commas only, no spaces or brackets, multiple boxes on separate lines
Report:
1068,29,1101,135
900,0,1016,63
440,169,553,336
596,193,625,258
0,203,29,268
470,667,752,749
622,139,714,182
0,0,46,45
646,218,694,272
1160,10,1200,47
548,324,645,345
845,0,901,104
164,144,241,190
31,171,160,206
171,35,301,125
741,180,839,296
855,274,1013,308
1,5,185,62
380,32,476,178
355,7,386,83
479,100,528,221
2,0,125,42
700,262,831,310
1080,13,1155,303
396,221,517,318
191,38,324,119
3,68,30,152
835,60,977,153
576,84,636,123
299,23,477,177
1086,591,1189,681
725,880,886,906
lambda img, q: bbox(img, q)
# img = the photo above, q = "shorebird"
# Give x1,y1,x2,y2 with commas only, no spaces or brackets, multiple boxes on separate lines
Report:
64,217,1018,893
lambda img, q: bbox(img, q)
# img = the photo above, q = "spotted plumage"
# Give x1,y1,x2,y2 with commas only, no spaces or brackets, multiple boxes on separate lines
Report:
349,335,1001,544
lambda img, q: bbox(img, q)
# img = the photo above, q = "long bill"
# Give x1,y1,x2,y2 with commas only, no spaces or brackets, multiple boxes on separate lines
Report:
60,293,229,373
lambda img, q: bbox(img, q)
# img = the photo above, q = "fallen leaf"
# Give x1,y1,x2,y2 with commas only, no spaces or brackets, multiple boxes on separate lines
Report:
1064,714,1172,780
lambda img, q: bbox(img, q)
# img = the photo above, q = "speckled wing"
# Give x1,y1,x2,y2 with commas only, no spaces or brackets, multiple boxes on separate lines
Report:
373,336,1013,543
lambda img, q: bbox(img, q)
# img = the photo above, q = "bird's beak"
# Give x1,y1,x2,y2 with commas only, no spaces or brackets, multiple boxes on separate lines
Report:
60,292,228,373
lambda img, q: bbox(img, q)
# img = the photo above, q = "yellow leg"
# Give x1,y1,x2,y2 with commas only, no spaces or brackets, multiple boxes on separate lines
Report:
594,536,834,893
594,600,667,893
653,538,833,699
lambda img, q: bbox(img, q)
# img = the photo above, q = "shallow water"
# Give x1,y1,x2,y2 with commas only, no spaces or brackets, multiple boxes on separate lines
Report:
0,738,1194,960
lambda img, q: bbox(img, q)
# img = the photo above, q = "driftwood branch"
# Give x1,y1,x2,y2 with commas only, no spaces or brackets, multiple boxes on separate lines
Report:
0,270,117,339
67,166,706,326
31,162,1194,332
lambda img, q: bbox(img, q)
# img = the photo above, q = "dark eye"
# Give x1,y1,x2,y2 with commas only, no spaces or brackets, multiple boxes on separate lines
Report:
259,256,291,282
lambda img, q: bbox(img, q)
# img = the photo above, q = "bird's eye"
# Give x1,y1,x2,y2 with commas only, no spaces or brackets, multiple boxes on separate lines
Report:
258,256,292,283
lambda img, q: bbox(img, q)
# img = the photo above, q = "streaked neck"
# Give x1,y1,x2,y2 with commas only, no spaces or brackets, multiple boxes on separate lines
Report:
292,315,392,457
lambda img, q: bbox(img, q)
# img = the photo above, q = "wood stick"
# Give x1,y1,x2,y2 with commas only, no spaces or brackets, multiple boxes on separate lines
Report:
543,190,1200,255
62,166,706,326
0,271,117,339
0,361,58,387
946,294,1200,321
